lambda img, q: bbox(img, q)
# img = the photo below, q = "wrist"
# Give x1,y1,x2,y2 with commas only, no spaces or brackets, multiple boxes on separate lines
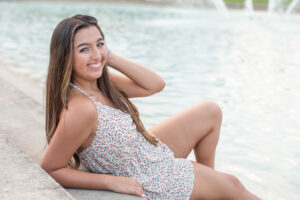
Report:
101,174,113,190
106,50,113,66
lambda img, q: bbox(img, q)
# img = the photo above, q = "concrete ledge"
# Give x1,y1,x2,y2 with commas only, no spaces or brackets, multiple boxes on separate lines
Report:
0,64,144,200
0,132,75,200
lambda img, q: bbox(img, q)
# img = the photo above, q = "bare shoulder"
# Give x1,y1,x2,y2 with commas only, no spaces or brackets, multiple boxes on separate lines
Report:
41,91,98,172
68,91,97,116
60,91,98,133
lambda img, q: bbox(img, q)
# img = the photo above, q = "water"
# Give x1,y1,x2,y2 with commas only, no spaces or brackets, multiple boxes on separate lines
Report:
286,0,300,15
0,1,299,199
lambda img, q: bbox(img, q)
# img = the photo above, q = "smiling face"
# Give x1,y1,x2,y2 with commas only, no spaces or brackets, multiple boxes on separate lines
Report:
72,25,108,84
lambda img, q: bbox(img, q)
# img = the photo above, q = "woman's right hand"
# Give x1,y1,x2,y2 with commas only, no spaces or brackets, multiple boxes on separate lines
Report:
106,176,145,198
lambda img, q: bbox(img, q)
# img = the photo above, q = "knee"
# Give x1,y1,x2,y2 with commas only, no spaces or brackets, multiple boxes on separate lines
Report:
198,100,223,122
225,174,246,192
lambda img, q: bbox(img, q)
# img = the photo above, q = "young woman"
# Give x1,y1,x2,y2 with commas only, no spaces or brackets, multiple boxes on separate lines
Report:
40,14,260,200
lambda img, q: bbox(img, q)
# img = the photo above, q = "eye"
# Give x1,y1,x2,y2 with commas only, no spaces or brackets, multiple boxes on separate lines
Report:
80,48,88,53
97,42,104,47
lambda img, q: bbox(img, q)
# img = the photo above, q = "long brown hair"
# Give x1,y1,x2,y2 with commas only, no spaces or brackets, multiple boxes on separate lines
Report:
46,14,158,168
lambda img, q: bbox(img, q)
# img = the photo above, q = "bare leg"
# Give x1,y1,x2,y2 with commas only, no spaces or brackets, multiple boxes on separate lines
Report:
193,101,222,168
148,101,260,199
190,161,260,200
148,101,221,168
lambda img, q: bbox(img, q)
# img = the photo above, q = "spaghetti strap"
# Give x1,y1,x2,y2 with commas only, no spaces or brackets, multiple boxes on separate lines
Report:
70,83,97,105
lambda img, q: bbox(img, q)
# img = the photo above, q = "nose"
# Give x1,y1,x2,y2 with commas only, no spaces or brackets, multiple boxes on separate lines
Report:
91,46,102,60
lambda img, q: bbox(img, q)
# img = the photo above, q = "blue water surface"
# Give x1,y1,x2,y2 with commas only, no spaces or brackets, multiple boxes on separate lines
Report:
0,1,299,199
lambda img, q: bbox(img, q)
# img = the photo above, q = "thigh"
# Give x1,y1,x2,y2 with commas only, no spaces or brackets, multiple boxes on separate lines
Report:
148,101,221,158
189,161,236,200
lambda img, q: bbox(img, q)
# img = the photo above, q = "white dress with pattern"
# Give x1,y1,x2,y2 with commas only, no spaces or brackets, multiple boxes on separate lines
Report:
71,83,195,200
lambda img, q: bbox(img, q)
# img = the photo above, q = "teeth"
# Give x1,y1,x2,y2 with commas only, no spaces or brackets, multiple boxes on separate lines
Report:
88,63,100,68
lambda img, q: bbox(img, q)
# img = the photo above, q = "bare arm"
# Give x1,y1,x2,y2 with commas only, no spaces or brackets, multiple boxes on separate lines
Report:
49,167,144,197
41,97,102,187
40,97,145,197
107,52,165,98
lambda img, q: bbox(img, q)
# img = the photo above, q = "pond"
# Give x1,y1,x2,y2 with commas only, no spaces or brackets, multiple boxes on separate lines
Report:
0,1,299,199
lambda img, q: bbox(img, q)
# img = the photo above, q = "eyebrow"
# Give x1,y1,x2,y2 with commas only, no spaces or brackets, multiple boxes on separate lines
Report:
77,38,104,48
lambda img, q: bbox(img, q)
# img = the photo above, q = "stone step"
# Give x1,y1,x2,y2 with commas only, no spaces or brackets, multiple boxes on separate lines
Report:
0,132,75,200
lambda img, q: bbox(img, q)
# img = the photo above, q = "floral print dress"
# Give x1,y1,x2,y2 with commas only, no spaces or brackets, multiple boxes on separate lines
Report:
71,83,194,200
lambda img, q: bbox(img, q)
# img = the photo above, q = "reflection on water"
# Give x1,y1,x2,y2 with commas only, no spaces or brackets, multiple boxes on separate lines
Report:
0,2,300,199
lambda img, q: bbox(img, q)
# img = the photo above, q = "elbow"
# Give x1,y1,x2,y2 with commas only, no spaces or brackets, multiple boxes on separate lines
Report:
160,79,166,91
40,163,64,186
40,163,58,182
155,79,166,93
145,78,166,96
40,162,52,174
40,160,59,175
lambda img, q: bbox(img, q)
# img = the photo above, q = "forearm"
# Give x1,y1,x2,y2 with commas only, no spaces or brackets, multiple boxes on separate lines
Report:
49,167,111,190
47,167,145,197
107,52,165,92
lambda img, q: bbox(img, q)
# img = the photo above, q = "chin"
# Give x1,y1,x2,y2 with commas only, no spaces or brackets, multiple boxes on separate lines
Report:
91,71,103,80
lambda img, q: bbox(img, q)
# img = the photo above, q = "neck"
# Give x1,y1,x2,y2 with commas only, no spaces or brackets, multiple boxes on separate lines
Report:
72,79,100,94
